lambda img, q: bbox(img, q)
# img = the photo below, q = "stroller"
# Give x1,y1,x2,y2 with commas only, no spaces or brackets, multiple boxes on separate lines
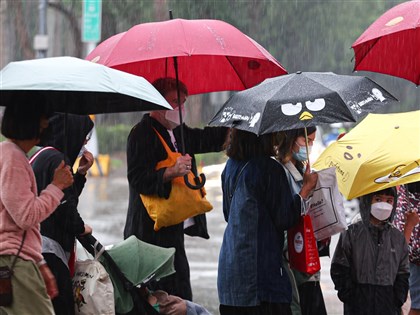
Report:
76,234,176,315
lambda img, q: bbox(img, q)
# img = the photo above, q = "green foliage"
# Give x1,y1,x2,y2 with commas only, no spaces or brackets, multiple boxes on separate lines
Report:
95,124,132,154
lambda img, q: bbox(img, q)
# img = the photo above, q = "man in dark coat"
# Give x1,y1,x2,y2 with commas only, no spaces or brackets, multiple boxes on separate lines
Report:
123,78,227,300
331,187,409,315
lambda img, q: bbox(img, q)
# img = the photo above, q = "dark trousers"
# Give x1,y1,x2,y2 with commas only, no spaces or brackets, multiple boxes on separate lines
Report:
220,303,292,315
298,281,327,315
44,253,75,315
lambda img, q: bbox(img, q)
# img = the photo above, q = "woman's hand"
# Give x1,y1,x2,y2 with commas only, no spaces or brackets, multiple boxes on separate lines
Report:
51,161,74,190
80,224,93,236
77,150,94,175
38,262,59,299
404,210,419,243
300,163,318,199
163,154,192,182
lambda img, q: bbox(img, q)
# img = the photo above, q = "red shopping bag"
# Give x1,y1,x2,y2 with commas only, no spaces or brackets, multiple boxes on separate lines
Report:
287,215,321,275
68,242,76,278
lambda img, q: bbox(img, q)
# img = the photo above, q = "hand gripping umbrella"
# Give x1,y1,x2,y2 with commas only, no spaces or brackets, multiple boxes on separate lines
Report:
86,14,287,189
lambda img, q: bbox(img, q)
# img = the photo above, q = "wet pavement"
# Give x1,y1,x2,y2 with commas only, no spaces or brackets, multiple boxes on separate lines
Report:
78,163,343,315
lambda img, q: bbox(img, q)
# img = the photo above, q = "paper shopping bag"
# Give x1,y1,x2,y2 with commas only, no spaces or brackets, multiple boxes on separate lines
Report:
287,215,321,275
308,167,347,240
72,259,115,315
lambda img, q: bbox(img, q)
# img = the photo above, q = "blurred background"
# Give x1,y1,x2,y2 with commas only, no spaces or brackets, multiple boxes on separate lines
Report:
1,1,419,162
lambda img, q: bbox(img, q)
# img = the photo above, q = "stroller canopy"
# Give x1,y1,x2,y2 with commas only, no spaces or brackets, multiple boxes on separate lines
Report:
100,236,176,314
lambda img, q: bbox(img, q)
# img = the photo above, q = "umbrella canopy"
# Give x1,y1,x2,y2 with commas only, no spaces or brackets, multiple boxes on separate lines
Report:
313,110,420,200
85,18,287,95
352,0,420,85
0,56,172,114
208,71,398,134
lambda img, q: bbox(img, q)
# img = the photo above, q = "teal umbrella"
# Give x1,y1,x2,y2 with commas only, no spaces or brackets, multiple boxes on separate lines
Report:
0,56,172,114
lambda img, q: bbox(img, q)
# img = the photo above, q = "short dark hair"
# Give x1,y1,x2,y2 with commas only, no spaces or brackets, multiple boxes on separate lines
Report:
372,187,397,199
152,77,188,97
1,94,52,140
225,129,275,160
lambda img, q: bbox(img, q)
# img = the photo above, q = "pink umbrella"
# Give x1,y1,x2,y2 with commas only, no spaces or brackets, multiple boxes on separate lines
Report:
352,0,420,85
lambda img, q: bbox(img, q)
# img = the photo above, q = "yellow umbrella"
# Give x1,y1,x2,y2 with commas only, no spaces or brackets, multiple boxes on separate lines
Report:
313,110,420,200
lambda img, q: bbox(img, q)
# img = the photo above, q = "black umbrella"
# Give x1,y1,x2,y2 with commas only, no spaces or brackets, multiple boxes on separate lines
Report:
208,71,398,134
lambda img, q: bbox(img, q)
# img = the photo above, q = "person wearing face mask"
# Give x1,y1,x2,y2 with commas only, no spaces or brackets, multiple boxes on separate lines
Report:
331,187,409,315
275,127,328,315
123,77,228,300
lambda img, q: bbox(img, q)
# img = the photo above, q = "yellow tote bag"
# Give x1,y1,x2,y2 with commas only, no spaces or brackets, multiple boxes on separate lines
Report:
140,129,213,231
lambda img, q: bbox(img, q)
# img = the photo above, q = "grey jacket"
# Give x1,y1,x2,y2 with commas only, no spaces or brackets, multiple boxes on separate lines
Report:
330,189,409,315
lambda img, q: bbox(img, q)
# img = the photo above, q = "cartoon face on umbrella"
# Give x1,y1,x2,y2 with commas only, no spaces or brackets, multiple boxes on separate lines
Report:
313,110,420,199
281,98,326,121
209,72,398,135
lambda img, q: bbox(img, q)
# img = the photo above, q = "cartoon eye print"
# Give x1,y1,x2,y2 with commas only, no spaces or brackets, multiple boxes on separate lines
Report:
281,103,303,116
374,164,420,184
343,146,362,160
306,98,325,111
281,98,326,121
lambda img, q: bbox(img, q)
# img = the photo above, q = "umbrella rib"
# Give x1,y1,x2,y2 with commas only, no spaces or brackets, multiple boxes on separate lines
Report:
178,19,190,55
303,74,338,98
353,37,382,70
225,56,247,89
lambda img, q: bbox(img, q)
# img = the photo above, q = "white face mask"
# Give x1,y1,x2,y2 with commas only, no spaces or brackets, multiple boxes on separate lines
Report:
371,202,393,221
165,107,186,129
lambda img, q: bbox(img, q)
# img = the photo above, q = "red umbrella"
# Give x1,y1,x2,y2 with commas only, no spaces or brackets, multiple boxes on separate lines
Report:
352,0,420,85
86,18,287,95
87,17,286,189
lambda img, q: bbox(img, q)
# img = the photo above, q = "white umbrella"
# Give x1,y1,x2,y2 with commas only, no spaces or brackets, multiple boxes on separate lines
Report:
0,56,172,114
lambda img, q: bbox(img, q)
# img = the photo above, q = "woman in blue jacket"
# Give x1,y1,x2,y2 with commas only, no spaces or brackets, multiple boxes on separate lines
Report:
217,129,318,315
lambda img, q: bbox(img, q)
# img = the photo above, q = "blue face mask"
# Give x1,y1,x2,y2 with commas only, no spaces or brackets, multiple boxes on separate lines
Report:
292,143,312,161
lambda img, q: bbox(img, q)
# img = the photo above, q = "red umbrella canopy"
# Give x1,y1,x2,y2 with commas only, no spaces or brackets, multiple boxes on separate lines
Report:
352,0,420,85
86,18,287,95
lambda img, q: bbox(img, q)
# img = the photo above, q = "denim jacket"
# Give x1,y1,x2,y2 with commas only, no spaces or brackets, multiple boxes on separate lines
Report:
218,157,302,306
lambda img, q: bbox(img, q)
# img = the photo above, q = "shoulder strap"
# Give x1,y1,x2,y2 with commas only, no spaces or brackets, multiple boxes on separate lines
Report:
10,231,27,272
29,146,57,165
152,127,173,155
229,161,250,200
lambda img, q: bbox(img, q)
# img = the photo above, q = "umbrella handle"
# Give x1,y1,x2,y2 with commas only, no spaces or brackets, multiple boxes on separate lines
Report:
184,173,206,190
